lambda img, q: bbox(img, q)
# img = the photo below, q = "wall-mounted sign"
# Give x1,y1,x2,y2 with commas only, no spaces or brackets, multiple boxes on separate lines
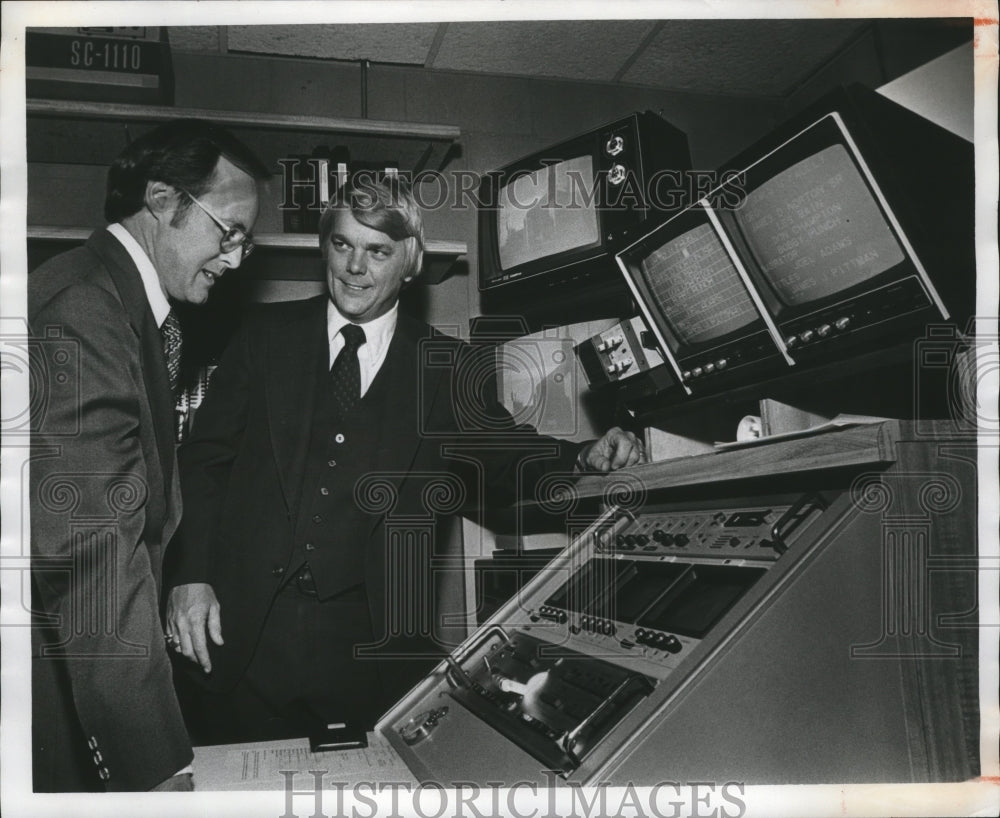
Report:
27,28,173,104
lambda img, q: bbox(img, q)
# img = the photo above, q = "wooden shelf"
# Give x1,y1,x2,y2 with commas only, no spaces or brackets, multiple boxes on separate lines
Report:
26,99,461,142
571,420,900,499
27,225,464,255
26,98,460,173
26,226,467,284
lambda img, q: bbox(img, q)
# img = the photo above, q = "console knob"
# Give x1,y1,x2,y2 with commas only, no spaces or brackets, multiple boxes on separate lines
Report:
605,135,625,156
652,529,669,544
817,323,832,337
716,358,728,370
703,362,715,374
681,370,692,381
835,316,851,331
785,335,798,348
691,366,703,377
635,533,649,546
608,164,627,185
674,533,689,547
799,330,815,343
663,635,682,653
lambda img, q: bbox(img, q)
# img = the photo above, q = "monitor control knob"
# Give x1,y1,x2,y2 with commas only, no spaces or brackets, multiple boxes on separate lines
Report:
799,330,815,343
785,335,798,348
605,135,625,156
691,367,703,377
608,164,627,185
817,323,832,337
682,370,692,381
716,358,728,370
674,533,689,547
835,317,851,331
652,529,669,544
635,533,649,546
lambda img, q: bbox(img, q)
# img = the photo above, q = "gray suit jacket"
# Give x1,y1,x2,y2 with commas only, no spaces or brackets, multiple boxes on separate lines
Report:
30,229,192,791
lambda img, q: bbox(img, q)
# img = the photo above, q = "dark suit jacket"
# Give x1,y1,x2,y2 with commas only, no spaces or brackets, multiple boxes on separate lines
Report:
29,229,193,791
171,295,580,705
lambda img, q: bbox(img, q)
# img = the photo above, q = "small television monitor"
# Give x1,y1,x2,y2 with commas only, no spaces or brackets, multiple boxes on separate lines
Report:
478,111,691,325
616,196,792,395
718,84,975,364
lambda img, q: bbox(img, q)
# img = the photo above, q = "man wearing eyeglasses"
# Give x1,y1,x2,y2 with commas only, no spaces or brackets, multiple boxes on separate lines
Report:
28,118,269,792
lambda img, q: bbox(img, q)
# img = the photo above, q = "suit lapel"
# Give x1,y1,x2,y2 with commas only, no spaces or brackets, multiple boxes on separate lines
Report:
265,296,327,515
366,316,448,535
87,230,176,492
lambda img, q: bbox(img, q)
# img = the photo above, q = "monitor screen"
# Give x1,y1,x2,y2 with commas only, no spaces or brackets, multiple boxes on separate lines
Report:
638,222,760,347
637,565,766,640
734,144,905,307
497,155,601,271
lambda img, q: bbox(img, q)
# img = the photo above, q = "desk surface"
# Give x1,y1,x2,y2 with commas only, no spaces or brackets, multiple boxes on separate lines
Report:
193,733,417,790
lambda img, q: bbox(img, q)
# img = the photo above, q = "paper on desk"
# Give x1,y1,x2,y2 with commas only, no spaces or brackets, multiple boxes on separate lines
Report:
193,732,418,790
714,413,888,450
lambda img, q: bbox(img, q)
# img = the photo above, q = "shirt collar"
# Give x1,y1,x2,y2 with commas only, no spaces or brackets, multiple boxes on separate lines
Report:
106,223,172,328
327,299,397,360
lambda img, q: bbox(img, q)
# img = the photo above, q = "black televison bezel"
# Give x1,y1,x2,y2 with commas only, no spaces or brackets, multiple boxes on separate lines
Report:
477,111,691,323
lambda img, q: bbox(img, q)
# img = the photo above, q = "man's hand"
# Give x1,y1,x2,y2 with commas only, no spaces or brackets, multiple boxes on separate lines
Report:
577,426,645,472
166,583,223,673
151,772,194,792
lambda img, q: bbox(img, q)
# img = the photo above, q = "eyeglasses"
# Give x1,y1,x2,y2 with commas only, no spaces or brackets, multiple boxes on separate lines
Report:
181,189,254,260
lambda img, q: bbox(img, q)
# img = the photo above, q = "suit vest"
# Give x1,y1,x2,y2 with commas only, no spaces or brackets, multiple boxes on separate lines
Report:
290,349,391,600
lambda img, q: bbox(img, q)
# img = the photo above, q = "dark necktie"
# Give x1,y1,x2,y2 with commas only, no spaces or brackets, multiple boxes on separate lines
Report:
161,309,183,395
329,323,366,415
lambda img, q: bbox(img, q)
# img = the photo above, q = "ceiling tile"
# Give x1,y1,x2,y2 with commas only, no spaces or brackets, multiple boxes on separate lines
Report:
227,24,438,65
169,26,222,52
621,19,868,96
434,20,655,81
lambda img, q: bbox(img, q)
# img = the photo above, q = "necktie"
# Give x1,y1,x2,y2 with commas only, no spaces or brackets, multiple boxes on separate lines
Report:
329,323,366,415
161,309,183,395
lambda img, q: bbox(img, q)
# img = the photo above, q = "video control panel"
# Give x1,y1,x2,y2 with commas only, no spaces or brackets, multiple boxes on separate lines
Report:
387,492,828,778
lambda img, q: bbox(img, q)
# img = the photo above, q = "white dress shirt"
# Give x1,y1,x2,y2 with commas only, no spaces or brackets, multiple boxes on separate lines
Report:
106,223,171,329
327,300,397,396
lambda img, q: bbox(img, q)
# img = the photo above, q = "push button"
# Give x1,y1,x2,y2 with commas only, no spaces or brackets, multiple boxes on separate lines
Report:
304,543,316,552
335,433,345,444
312,515,322,523
327,460,337,468
320,487,329,495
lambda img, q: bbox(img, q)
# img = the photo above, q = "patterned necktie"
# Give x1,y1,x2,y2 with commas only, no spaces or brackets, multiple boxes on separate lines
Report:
161,309,183,395
329,323,366,415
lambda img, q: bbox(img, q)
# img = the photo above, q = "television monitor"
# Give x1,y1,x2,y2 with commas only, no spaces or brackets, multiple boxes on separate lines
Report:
478,111,691,325
615,196,792,395
616,84,975,398
718,83,975,365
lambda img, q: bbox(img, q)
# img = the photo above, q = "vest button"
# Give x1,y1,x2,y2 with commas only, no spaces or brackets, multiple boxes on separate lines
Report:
312,515,322,523
328,460,337,468
335,433,345,443
320,487,329,495
305,543,316,551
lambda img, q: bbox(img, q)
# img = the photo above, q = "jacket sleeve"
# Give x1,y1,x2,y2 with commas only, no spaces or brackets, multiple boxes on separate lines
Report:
168,319,253,586
30,284,192,791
